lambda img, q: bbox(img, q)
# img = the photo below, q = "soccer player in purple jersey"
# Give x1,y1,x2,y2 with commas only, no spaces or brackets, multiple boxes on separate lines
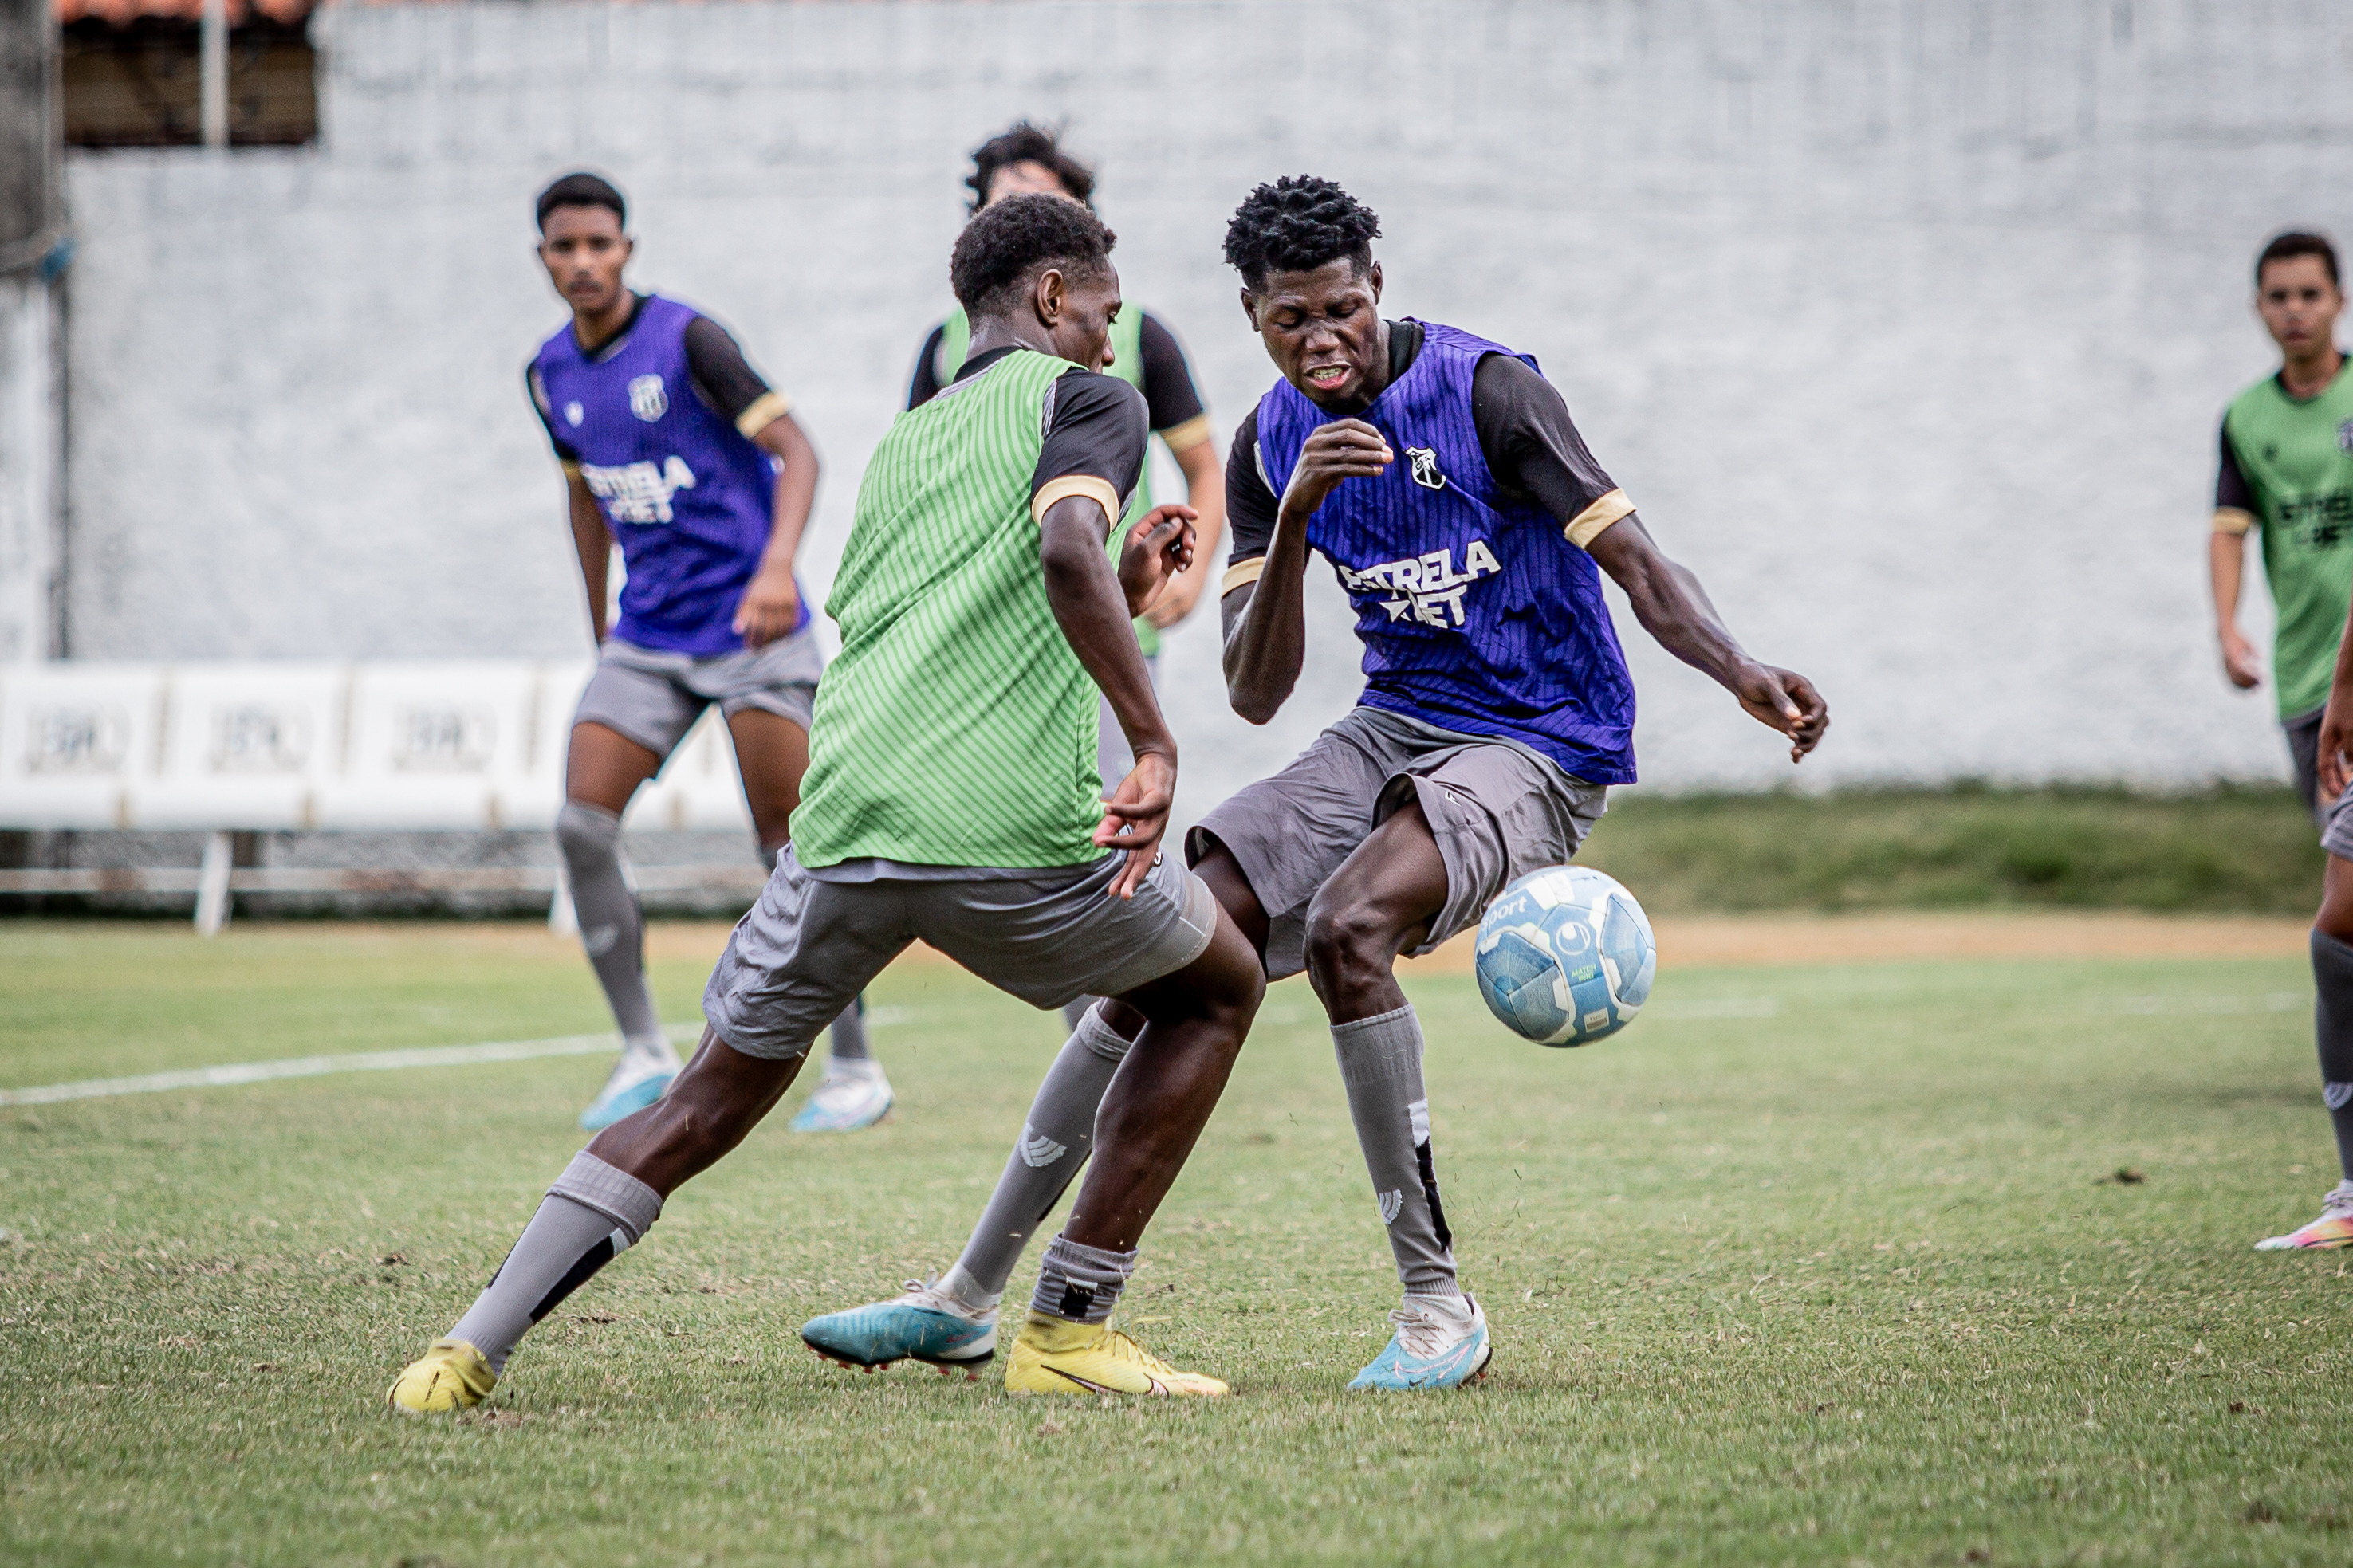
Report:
801,176,1828,1391
525,172,889,1134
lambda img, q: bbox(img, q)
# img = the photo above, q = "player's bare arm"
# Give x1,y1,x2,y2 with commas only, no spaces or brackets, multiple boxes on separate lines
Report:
565,474,613,643
1041,495,1192,898
733,410,820,647
1146,435,1227,627
2211,528,2264,689
1585,516,1829,762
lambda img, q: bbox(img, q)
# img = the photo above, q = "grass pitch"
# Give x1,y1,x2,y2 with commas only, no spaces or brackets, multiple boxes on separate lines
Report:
2,918,2348,1567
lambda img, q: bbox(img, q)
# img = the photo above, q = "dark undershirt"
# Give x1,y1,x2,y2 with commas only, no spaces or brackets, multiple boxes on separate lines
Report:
909,310,1206,434
950,344,1147,512
528,294,779,463
1223,320,1621,566
2216,421,2252,512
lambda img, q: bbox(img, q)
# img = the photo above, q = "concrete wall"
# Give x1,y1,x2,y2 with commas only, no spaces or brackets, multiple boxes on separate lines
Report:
55,0,2353,827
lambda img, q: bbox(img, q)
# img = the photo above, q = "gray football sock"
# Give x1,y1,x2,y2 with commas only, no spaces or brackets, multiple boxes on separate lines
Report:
557,802,663,1049
940,1004,1133,1311
827,995,874,1063
1333,1004,1459,1297
2309,930,2353,1181
1029,1233,1136,1326
447,1152,663,1374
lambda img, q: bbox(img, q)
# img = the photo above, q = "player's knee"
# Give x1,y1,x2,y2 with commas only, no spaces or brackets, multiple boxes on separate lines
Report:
556,800,624,871
1302,898,1393,1003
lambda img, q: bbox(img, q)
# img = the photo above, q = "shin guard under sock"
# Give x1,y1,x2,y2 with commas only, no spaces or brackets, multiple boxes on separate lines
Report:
1334,1004,1459,1296
557,801,665,1052
447,1153,663,1373
943,1004,1135,1310
2309,929,2353,1181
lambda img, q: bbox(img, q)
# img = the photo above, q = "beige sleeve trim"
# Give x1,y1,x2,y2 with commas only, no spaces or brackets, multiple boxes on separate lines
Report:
734,390,793,439
2213,506,2256,536
1032,474,1121,529
1565,488,1635,549
1158,412,1214,453
1222,556,1268,594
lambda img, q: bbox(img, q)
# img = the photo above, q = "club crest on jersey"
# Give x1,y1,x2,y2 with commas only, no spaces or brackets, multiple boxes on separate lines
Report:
564,401,584,428
1406,446,1446,490
628,374,669,423
2338,418,2353,455
1337,539,1505,630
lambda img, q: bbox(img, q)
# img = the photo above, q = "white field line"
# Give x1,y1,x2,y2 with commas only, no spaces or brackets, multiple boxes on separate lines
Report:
0,1006,919,1110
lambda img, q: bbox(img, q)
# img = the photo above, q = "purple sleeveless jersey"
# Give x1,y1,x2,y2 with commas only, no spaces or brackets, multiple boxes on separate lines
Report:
531,294,805,657
1251,320,1636,784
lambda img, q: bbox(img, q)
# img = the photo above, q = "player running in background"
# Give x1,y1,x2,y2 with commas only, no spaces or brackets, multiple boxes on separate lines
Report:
390,194,1263,1412
2211,231,2353,1250
910,123,1228,1037
525,172,889,1133
802,176,1827,1392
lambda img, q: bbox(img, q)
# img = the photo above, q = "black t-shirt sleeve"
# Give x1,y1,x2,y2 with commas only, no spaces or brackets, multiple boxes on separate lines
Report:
907,323,950,410
2216,419,2255,515
1136,312,1209,435
1031,368,1149,521
1223,404,1278,569
1470,353,1621,533
681,315,781,432
526,364,580,465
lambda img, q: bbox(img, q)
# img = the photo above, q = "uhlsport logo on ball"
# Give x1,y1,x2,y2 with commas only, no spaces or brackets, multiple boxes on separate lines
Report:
1474,866,1657,1046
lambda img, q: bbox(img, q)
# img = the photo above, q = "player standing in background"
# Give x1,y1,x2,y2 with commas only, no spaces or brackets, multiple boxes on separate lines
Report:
391,193,1262,1411
2209,231,2353,1250
910,123,1228,1037
525,172,891,1134
802,176,1828,1391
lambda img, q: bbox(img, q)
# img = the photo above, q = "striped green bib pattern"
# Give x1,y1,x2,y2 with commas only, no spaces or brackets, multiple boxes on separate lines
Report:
795,349,1105,870
942,305,1162,657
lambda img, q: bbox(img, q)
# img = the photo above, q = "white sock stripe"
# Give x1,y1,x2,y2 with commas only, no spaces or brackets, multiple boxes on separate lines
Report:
0,1022,701,1106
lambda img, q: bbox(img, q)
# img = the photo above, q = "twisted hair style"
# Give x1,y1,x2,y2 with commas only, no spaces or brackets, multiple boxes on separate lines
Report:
950,192,1118,318
1222,175,1382,291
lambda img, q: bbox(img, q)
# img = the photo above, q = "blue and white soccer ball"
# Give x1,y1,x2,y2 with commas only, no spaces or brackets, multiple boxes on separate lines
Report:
1474,866,1657,1047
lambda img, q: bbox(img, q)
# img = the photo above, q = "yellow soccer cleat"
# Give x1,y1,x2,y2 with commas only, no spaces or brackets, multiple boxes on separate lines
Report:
1004,1311,1229,1397
387,1338,497,1413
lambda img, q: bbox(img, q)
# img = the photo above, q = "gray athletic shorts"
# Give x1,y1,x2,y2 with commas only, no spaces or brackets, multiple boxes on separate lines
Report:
572,629,824,760
1186,705,1608,983
703,846,1220,1059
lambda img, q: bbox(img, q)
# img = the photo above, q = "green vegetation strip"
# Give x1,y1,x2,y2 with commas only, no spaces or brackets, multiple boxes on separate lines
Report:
1,920,2346,1566
1580,784,2323,915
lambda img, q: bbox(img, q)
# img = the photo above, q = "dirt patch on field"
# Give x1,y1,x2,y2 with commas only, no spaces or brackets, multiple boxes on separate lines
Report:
644,911,2312,974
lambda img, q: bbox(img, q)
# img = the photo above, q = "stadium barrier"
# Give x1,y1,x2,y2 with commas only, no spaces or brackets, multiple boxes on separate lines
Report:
0,660,764,933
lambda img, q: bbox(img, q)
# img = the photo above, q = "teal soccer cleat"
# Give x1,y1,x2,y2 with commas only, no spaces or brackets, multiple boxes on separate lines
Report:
801,1279,997,1377
788,1058,894,1133
1348,1294,1492,1391
578,1060,676,1130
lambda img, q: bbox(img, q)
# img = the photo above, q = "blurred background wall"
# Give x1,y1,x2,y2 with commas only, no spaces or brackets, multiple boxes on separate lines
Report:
45,0,2353,825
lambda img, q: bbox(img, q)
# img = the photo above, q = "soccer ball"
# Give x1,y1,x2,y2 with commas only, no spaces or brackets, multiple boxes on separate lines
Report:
1473,866,1656,1047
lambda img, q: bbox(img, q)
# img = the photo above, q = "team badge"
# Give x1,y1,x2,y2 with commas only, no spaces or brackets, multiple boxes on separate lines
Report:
1406,446,1446,490
628,374,669,423
2338,419,2353,454
564,401,584,427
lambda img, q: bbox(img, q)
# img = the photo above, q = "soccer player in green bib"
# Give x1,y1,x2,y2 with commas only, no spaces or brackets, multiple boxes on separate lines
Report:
2209,231,2353,1251
389,194,1265,1410
911,123,1230,1035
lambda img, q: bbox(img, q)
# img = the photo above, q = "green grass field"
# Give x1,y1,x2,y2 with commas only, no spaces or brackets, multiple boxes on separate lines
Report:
1579,785,2323,916
2,918,2348,1567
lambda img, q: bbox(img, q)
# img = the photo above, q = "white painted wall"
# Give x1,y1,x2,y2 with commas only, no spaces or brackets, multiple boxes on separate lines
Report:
55,0,2353,826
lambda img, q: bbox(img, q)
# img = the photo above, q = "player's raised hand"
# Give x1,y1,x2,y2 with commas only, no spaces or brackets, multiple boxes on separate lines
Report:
1732,663,1830,762
1095,749,1176,899
1117,504,1198,619
731,567,802,648
1279,419,1392,521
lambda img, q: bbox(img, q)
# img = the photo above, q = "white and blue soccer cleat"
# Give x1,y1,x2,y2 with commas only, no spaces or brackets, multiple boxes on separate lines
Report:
577,1047,678,1131
788,1057,894,1134
801,1278,997,1377
1348,1293,1493,1391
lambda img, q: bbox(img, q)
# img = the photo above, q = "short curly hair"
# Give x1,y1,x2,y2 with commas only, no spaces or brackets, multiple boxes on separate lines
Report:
1222,175,1381,291
966,121,1096,214
950,193,1118,318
